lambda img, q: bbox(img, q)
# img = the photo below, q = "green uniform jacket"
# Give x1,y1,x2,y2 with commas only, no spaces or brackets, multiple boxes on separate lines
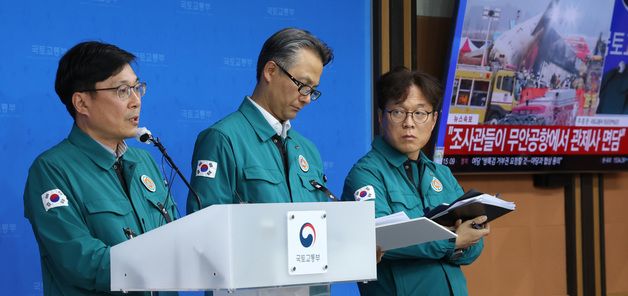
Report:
23,125,178,296
342,137,483,296
598,67,628,114
187,97,328,213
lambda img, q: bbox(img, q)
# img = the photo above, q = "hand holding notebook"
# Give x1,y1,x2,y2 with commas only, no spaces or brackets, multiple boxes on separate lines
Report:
425,189,516,227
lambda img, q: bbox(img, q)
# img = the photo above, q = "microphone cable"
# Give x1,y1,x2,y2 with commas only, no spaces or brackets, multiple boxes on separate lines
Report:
137,127,202,213
160,153,181,224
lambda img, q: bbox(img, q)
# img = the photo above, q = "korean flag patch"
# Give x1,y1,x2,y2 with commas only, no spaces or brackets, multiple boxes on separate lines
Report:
196,160,217,178
41,189,68,211
354,185,376,201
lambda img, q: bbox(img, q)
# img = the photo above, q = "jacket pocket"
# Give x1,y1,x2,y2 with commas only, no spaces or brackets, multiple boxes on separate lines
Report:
83,198,134,244
84,199,132,216
389,190,420,211
297,172,318,191
243,166,282,184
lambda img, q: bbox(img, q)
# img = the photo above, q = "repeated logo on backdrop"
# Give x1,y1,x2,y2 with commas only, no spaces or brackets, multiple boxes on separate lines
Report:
2,0,371,294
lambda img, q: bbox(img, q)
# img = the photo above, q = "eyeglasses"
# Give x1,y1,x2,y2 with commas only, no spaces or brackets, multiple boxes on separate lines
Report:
385,109,436,124
79,82,147,100
274,62,322,101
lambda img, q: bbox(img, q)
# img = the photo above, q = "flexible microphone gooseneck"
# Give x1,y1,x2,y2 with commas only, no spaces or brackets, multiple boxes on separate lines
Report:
136,127,202,211
309,180,338,200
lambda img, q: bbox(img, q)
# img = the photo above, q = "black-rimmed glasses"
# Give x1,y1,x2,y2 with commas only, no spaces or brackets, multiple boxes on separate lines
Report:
274,62,321,100
385,109,436,124
79,82,147,100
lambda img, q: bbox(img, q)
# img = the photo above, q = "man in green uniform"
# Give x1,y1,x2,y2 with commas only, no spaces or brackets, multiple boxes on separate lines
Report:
23,41,178,296
598,61,628,114
342,68,490,296
187,28,334,212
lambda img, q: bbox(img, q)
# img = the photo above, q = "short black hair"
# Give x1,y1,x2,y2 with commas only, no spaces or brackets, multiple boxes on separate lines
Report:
55,41,136,119
376,67,442,112
256,27,334,82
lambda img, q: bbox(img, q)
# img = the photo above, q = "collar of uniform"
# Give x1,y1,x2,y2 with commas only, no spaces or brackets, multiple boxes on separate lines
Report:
246,96,291,139
372,136,437,171
372,136,408,168
418,149,437,171
95,139,128,159
67,124,136,170
239,96,290,142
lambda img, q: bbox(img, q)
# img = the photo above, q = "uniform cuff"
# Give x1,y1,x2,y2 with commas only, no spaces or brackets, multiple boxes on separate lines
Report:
444,237,457,259
95,248,112,292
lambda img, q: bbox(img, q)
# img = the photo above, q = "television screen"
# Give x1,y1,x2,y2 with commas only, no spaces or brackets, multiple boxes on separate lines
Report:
434,0,628,172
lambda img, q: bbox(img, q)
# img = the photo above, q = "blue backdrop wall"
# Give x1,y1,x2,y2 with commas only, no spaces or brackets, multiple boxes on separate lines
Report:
0,1,372,294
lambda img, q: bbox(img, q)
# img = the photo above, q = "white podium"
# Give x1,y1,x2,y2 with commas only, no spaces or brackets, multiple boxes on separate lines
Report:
110,201,376,294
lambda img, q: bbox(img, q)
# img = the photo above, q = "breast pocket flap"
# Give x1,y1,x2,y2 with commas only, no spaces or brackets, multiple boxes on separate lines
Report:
389,190,420,210
243,167,282,184
84,199,132,216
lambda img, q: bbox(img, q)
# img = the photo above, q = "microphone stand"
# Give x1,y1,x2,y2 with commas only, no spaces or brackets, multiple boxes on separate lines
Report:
149,136,202,211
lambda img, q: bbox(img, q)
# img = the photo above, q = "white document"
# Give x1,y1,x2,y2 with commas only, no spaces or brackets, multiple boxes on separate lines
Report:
375,211,409,226
375,215,456,251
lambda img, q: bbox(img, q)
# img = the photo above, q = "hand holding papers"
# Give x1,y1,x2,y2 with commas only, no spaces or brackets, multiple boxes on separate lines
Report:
375,212,456,251
425,189,516,227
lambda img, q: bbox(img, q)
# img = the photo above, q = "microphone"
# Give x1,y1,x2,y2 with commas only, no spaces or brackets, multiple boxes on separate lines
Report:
136,127,153,144
136,127,202,211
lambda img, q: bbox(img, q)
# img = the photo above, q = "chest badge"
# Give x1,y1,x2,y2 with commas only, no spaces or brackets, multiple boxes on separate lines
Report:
141,175,157,192
430,177,443,192
298,155,309,172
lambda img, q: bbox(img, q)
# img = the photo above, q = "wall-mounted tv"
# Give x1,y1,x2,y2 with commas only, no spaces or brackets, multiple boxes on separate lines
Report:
434,0,628,172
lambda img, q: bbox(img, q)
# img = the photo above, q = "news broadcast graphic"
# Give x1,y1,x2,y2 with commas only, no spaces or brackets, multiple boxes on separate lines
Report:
435,0,628,172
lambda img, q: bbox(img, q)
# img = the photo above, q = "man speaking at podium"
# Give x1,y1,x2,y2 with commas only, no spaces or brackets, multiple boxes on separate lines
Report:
23,41,178,296
187,28,334,211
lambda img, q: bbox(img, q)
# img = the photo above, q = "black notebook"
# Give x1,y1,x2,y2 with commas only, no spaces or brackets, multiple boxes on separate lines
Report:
424,189,516,227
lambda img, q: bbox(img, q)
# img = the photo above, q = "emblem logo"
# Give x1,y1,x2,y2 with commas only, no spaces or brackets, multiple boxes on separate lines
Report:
299,222,316,248
298,155,309,172
141,175,156,192
431,177,443,192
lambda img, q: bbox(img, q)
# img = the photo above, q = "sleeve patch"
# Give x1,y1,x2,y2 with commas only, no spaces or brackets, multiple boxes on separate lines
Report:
196,160,217,178
353,185,376,201
41,189,69,211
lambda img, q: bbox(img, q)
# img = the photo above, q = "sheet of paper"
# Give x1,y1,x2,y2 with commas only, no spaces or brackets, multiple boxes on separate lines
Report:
375,211,409,226
375,216,456,251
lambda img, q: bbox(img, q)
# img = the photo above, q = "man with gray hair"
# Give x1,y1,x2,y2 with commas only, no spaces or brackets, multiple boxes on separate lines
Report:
187,27,334,212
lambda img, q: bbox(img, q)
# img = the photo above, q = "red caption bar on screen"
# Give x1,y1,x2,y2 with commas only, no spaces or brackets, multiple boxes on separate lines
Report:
444,125,628,155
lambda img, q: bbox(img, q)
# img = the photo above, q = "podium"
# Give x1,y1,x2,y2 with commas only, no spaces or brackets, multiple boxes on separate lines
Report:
110,201,376,294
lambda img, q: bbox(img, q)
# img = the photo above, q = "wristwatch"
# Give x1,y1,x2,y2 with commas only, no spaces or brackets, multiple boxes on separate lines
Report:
450,248,464,260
